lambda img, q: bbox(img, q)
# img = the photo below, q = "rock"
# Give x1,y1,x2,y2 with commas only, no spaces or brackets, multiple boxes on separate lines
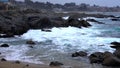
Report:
89,52,104,64
67,17,81,28
110,42,120,59
72,51,87,57
49,61,63,66
15,60,20,64
86,19,104,24
31,17,52,29
1,58,7,61
26,64,29,67
111,18,120,21
28,46,34,48
79,20,91,27
113,48,120,59
102,52,120,66
0,44,9,47
110,42,120,48
26,40,36,45
66,16,91,28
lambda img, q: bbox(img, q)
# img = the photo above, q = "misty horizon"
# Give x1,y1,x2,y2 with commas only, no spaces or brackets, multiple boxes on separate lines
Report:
16,0,120,7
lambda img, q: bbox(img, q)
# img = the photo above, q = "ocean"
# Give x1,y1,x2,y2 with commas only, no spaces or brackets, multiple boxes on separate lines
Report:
0,12,120,65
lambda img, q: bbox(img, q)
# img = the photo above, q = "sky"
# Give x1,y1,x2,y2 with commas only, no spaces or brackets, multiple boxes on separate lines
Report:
17,0,120,7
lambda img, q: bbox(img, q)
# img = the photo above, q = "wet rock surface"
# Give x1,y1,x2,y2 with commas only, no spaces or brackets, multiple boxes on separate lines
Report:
0,44,9,47
0,10,113,37
88,42,120,67
72,51,88,57
1,58,7,61
26,40,36,45
49,61,63,66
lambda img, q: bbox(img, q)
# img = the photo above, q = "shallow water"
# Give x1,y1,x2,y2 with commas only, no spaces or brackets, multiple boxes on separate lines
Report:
0,16,120,65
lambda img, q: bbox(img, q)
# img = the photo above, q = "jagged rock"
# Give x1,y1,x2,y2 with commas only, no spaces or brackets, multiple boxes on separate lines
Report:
89,52,104,64
0,44,9,47
72,51,87,57
49,61,63,66
66,16,91,28
79,20,91,27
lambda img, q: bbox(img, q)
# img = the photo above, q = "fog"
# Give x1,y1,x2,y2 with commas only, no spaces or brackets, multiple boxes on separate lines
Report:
16,0,120,7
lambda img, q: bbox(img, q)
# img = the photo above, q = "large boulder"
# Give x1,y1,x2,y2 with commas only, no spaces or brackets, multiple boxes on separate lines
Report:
102,52,120,66
89,52,104,64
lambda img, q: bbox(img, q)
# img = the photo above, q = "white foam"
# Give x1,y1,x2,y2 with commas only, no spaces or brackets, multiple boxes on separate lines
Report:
62,16,69,20
21,26,120,53
0,45,43,64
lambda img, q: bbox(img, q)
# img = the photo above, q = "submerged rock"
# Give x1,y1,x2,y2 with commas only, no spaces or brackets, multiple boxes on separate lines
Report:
72,51,87,57
111,18,120,21
49,61,63,66
26,40,36,45
86,19,104,24
0,44,9,47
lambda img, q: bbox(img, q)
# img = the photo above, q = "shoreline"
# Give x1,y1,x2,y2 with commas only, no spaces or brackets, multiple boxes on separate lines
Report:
0,59,116,68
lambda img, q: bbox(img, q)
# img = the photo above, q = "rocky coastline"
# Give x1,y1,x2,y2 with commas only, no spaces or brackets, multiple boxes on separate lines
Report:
0,10,120,68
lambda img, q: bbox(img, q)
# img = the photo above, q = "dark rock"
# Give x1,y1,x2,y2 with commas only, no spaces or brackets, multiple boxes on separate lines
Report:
89,52,104,64
15,60,20,64
103,52,120,66
49,61,63,66
79,20,91,27
26,64,29,67
0,44,9,47
1,58,7,61
86,19,104,24
110,42,120,48
28,46,34,48
66,16,91,28
31,17,52,29
26,40,36,45
113,48,120,59
111,18,120,21
72,51,87,57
